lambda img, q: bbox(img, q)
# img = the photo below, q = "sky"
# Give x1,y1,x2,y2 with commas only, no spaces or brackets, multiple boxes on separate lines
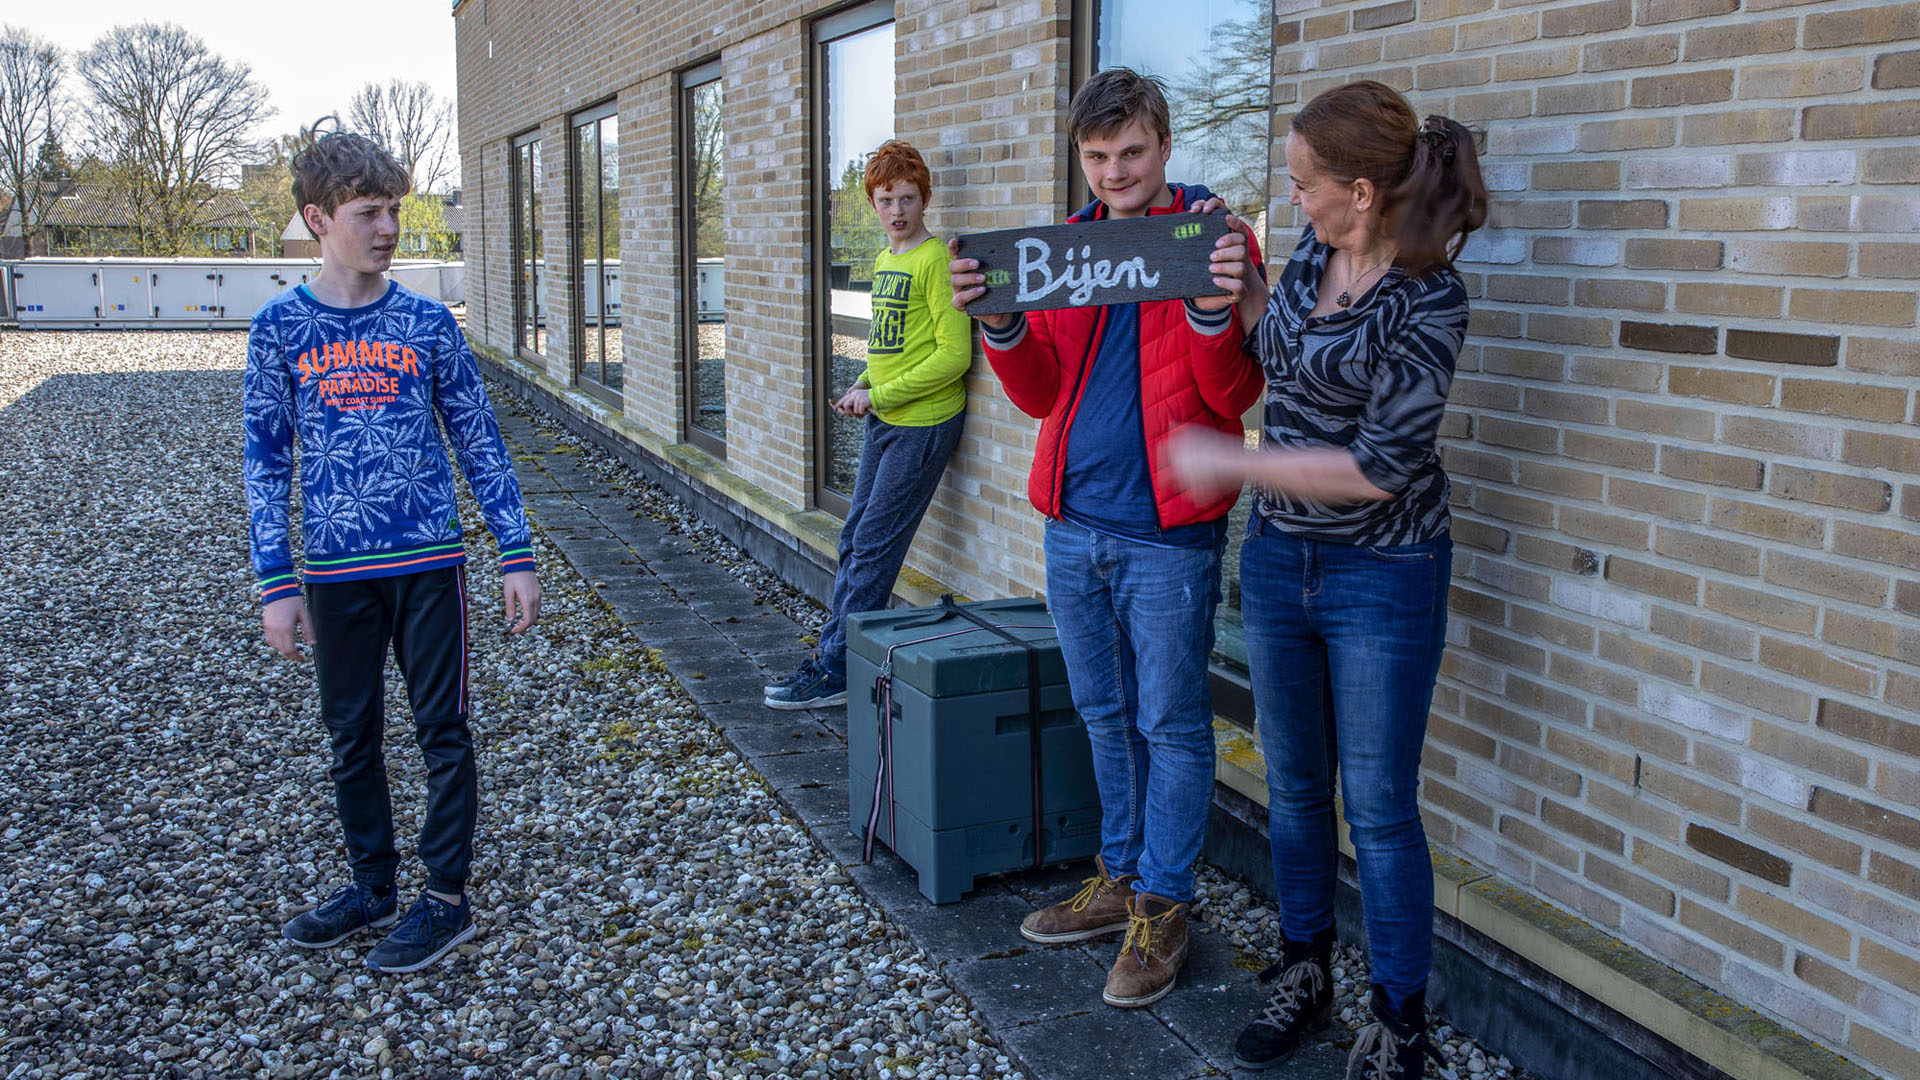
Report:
12,1,461,145
826,22,896,176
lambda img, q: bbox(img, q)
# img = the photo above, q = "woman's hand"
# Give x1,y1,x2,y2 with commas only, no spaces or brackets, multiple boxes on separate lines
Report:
1194,213,1262,315
1165,424,1252,498
1189,204,1269,329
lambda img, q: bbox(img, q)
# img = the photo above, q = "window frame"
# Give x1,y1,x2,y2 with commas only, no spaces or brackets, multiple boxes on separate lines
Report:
679,60,727,458
570,100,622,407
1068,0,1096,215
808,0,897,518
510,130,545,363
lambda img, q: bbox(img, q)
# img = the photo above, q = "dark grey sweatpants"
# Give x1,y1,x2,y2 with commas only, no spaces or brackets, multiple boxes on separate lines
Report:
815,410,966,675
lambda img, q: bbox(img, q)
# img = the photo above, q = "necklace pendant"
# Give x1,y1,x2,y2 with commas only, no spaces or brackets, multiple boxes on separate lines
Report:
1335,291,1353,307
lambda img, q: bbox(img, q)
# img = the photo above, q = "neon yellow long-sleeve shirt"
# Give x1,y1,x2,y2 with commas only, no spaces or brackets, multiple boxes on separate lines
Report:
858,236,972,426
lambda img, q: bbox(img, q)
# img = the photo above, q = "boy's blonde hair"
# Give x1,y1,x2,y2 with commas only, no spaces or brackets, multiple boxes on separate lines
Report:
863,140,932,202
291,133,412,237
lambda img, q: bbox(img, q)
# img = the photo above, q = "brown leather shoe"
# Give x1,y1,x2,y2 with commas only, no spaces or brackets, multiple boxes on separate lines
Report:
1019,856,1139,944
1102,890,1189,1008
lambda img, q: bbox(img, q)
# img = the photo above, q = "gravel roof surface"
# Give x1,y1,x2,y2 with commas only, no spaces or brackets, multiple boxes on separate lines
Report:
0,329,1527,1080
0,331,1018,1080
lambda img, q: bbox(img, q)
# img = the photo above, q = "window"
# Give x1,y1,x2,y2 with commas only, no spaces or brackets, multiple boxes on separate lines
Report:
1076,0,1274,670
681,62,726,454
572,103,622,403
511,134,546,358
811,0,896,515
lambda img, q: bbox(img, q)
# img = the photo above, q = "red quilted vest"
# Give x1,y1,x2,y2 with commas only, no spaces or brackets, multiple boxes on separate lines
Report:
982,187,1265,529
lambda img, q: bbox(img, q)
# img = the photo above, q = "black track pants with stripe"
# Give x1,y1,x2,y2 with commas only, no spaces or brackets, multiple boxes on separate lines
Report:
307,565,477,895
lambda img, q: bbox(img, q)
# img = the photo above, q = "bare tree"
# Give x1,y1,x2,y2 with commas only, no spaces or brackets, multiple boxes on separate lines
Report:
1168,9,1275,227
0,24,64,256
348,79,456,193
75,22,273,255
690,82,724,260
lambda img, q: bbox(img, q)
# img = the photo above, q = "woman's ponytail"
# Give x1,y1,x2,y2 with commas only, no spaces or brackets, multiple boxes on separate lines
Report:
1388,116,1486,278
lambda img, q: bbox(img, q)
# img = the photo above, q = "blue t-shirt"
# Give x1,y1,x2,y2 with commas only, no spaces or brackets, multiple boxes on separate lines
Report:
1058,301,1220,548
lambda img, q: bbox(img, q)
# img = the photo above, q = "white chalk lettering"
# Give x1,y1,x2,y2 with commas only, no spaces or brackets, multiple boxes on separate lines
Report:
1015,237,1162,307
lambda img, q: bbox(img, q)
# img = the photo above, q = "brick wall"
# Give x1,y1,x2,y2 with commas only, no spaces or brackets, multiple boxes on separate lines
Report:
720,24,814,508
455,0,1920,1070
619,75,680,437
537,116,573,385
1270,1,1920,1074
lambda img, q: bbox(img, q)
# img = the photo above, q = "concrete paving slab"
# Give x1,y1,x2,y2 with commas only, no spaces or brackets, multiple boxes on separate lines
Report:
809,820,867,868
723,719,841,760
1137,922,1325,1074
847,861,1038,961
776,777,850,828
624,619,722,646
723,611,811,632
696,699,786,726
945,946,1112,1029
991,1007,1210,1080
732,643,816,679
590,582,681,614
668,671,769,706
753,747,846,794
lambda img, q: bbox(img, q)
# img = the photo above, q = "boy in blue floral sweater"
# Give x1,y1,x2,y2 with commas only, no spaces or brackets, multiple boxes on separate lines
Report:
243,133,541,973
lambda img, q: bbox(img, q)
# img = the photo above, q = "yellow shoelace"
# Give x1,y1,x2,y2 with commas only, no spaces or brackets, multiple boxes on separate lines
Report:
1121,904,1179,965
1066,872,1110,913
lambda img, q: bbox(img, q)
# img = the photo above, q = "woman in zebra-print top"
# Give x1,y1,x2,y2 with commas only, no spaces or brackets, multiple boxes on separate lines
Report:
1171,80,1486,1080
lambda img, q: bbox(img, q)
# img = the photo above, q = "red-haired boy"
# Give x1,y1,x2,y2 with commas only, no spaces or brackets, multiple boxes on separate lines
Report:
765,140,971,708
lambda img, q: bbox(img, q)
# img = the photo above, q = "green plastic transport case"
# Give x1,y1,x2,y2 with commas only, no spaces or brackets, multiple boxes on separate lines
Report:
846,597,1101,903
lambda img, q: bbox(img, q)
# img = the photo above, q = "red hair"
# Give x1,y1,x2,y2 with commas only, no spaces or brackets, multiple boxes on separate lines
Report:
863,140,931,202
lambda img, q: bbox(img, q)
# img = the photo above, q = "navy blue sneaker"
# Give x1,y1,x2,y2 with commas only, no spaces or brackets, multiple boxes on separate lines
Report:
282,883,398,948
764,665,846,710
365,894,477,974
763,659,818,697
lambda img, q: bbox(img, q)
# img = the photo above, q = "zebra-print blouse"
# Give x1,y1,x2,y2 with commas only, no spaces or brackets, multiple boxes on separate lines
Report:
1248,227,1469,547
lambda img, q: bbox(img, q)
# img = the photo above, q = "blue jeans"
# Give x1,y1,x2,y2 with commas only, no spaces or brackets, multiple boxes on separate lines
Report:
1043,517,1222,902
1240,518,1450,1005
816,410,966,675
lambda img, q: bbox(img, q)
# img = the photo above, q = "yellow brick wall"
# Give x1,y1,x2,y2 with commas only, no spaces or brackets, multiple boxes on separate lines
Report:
620,75,682,438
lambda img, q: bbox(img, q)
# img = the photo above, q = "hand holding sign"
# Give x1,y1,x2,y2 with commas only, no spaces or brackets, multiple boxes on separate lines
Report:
953,213,1235,317
948,239,1013,331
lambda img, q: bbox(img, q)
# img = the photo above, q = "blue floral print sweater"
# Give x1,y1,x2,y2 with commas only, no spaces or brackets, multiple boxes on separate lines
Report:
243,281,535,605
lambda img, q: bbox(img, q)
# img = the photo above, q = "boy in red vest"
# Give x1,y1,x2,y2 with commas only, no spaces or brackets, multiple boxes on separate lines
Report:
949,67,1262,1007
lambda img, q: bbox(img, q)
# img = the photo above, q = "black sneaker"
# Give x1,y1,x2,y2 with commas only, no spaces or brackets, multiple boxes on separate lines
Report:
282,883,398,949
763,659,818,696
764,665,847,710
1346,986,1443,1080
365,894,477,974
1233,931,1334,1069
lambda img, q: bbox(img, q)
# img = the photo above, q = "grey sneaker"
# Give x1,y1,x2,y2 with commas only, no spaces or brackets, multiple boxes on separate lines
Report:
764,665,847,710
763,659,818,696
282,882,398,948
365,894,476,974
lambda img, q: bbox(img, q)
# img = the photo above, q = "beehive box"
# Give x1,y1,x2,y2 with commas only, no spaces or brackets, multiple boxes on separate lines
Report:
845,598,1101,903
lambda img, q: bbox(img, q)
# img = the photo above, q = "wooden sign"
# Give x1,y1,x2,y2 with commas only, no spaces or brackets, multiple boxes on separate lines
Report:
955,214,1233,316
